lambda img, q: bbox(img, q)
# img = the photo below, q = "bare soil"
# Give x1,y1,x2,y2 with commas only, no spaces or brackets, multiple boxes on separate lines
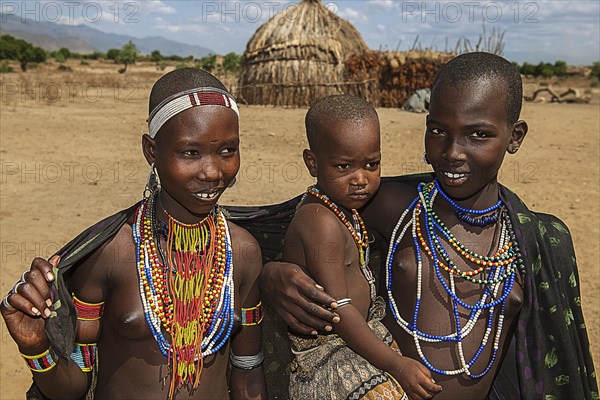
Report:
0,60,598,399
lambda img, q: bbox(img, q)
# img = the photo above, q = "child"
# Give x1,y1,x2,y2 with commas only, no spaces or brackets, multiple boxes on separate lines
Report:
1,68,267,400
284,95,442,400
263,53,597,400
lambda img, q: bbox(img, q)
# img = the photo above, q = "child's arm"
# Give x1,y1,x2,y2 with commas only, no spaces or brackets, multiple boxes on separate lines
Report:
229,225,267,400
294,205,442,399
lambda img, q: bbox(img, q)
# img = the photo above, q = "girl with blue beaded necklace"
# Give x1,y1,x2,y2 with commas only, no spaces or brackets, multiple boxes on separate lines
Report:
1,68,267,400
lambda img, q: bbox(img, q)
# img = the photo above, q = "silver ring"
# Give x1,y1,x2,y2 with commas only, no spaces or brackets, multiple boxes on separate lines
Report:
12,280,24,295
20,271,28,282
2,295,15,311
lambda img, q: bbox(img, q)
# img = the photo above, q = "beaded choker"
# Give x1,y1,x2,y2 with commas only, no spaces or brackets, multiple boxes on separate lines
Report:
133,193,234,398
434,179,503,227
385,182,525,378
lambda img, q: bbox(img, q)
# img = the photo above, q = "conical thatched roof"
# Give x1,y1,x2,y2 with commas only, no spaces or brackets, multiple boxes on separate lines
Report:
238,0,372,107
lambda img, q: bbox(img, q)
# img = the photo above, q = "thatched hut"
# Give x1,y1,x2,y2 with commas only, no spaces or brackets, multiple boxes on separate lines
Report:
238,0,375,107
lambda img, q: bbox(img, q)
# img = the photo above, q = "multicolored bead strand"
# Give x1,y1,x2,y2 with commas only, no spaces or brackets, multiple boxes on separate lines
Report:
385,181,524,378
132,193,234,398
307,186,369,266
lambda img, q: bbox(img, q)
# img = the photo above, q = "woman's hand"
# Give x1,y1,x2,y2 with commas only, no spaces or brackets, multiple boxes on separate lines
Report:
1,256,59,354
260,262,340,335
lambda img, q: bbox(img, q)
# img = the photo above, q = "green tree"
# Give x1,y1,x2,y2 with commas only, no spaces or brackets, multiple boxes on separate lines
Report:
150,50,163,62
520,62,536,76
57,47,71,61
115,41,138,72
197,54,216,72
222,52,241,74
591,62,600,79
553,60,567,77
0,34,47,71
106,48,121,62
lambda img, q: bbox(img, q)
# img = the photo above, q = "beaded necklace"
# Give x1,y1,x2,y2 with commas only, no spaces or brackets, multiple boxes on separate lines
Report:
305,186,378,301
307,186,370,267
385,181,524,378
132,193,234,398
434,179,503,227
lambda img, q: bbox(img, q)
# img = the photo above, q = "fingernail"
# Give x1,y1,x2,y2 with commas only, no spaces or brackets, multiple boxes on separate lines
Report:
315,284,324,290
325,325,332,332
332,316,340,323
46,272,54,281
330,302,338,309
46,299,52,307
31,307,41,316
310,331,317,336
43,308,51,318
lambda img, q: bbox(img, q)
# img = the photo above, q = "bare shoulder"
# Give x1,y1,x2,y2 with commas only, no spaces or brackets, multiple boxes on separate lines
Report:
290,203,345,241
227,221,262,273
362,180,419,241
68,221,135,301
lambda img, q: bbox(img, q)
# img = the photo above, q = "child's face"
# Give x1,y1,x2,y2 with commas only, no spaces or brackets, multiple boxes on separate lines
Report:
148,106,240,217
425,78,525,200
307,118,381,210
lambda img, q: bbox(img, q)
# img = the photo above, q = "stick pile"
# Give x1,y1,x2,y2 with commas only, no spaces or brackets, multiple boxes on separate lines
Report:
346,51,454,107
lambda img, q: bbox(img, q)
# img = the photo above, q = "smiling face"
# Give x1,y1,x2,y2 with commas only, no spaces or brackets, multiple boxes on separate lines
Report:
143,105,240,222
425,77,527,203
304,117,381,210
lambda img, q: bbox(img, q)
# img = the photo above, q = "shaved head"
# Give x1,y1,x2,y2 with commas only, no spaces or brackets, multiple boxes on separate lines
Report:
305,95,378,151
149,68,229,115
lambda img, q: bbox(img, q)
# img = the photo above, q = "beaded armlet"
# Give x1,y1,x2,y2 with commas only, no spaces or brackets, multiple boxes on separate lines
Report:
70,343,97,372
21,348,57,373
73,295,105,321
241,301,263,326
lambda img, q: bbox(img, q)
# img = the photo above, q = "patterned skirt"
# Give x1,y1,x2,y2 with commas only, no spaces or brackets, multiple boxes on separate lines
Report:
288,298,408,400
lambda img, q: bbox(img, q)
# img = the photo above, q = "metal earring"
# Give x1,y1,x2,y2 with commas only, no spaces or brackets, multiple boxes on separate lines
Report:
144,163,160,199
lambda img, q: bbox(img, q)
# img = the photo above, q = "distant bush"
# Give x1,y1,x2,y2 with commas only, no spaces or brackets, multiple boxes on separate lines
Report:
591,62,600,79
515,60,569,78
0,61,14,73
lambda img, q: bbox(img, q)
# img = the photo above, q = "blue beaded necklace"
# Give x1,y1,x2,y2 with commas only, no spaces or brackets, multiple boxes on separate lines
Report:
434,179,503,227
385,181,522,378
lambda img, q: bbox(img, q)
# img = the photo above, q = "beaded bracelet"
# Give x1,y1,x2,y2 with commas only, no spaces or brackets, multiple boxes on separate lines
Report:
70,343,97,372
73,295,105,321
21,348,57,373
241,301,263,326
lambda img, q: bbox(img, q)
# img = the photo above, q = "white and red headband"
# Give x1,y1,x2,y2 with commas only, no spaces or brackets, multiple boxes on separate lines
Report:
148,87,239,138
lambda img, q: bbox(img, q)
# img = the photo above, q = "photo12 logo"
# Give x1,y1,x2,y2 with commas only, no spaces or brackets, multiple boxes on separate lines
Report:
1,1,139,23
400,1,539,24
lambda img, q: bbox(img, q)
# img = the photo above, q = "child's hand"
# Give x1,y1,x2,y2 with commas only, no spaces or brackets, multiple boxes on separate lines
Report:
392,356,442,400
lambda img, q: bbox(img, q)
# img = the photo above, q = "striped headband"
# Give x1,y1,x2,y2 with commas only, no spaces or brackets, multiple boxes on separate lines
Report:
148,87,239,138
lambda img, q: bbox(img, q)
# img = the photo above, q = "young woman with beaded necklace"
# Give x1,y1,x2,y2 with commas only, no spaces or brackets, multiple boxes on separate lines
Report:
261,53,597,400
1,68,267,399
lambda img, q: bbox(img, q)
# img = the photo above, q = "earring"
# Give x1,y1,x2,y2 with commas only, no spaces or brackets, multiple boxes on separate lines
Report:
227,176,237,188
144,163,160,199
423,152,431,165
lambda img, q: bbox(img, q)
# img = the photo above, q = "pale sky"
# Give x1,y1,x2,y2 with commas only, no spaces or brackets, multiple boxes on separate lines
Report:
2,0,599,64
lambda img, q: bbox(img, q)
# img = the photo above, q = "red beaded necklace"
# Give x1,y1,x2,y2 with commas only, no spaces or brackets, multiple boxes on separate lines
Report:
307,186,369,265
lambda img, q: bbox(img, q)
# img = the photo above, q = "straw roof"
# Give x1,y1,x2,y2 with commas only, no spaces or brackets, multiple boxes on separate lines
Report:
238,0,371,107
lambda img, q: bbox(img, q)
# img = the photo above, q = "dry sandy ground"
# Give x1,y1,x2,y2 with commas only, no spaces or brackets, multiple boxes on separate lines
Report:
0,62,598,398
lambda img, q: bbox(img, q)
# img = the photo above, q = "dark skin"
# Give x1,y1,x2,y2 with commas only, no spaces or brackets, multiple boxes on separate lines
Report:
287,117,441,399
262,77,528,399
1,106,267,400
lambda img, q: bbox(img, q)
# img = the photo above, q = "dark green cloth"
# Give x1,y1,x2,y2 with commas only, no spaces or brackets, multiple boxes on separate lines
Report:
29,174,597,399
